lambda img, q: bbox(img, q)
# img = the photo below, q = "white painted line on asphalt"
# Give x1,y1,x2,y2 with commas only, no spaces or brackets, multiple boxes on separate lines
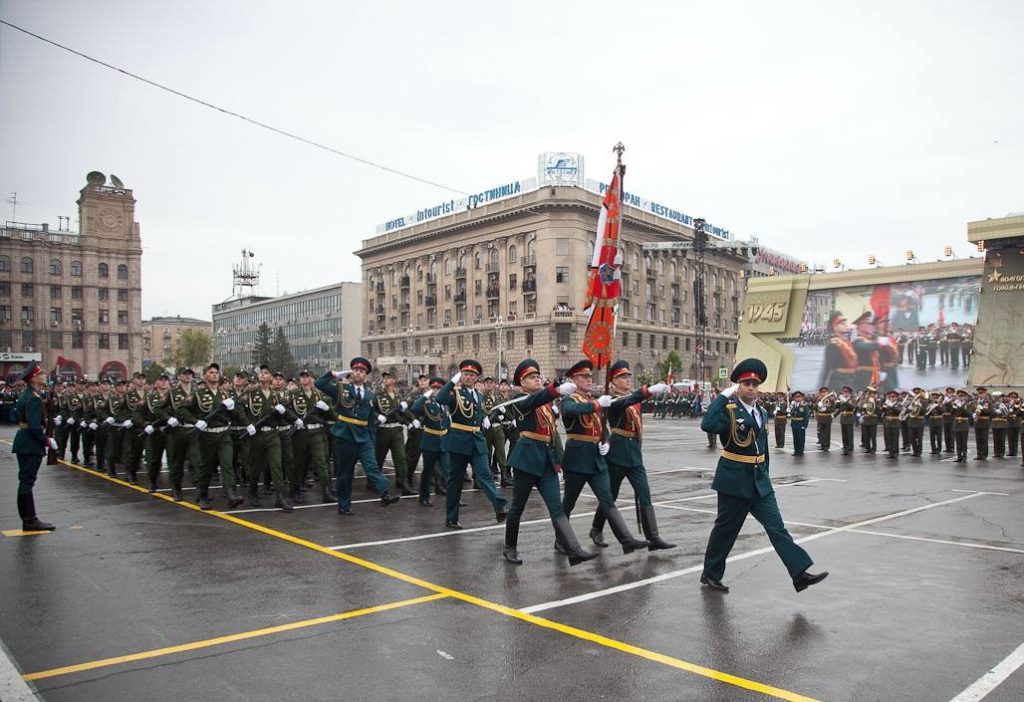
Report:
520,491,994,614
948,640,1024,702
846,529,1024,555
223,488,483,514
0,637,38,702
952,489,1010,496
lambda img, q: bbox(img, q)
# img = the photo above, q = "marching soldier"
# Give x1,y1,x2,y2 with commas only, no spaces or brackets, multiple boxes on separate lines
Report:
240,365,301,511
272,372,296,497
403,374,430,490
121,372,147,483
926,392,945,455
80,382,99,467
773,392,788,449
699,358,828,594
165,368,201,502
973,386,991,460
137,373,172,493
290,370,336,504
315,358,400,514
951,389,971,462
193,363,244,510
66,379,87,463
498,379,519,454
482,376,511,487
501,359,595,565
54,382,75,461
588,360,676,552
436,359,509,529
559,359,648,556
11,363,58,531
947,323,962,370
104,380,132,479
373,371,413,496
815,387,835,451
789,391,810,456
859,387,879,453
1007,391,1020,458
410,376,450,506
836,386,857,456
92,380,114,473
882,390,902,459
229,372,250,487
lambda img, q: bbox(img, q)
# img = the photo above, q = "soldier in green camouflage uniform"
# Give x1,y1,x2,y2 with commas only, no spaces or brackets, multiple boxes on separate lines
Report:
289,370,336,503
238,364,298,511
136,373,172,492
193,363,243,509
374,371,413,495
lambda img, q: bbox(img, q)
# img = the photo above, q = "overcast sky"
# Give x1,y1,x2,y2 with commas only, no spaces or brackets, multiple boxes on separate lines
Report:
2,0,1021,320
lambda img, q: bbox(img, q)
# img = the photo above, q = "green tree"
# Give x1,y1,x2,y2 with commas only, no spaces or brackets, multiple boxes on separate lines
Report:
636,368,655,387
252,322,274,369
271,326,297,378
144,362,166,383
657,350,684,381
173,328,214,370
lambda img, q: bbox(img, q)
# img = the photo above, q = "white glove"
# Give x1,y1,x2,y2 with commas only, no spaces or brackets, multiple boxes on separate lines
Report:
104,416,115,425
54,416,63,426
879,372,888,381
496,411,506,421
552,404,560,416
411,419,421,429
294,418,304,429
274,404,286,414
144,425,155,435
315,400,329,411
451,370,463,384
423,388,435,399
222,397,235,411
721,383,740,398
333,369,352,379
80,420,87,428
557,381,576,396
597,395,613,408
89,422,98,430
671,382,689,390
167,416,180,427
648,382,670,395
122,419,133,429
195,420,208,431
400,401,408,411
483,417,491,430
246,424,256,436
598,441,610,456
377,414,387,424
48,437,58,451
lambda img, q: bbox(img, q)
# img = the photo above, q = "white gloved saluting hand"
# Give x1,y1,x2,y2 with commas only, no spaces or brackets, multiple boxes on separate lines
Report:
721,383,740,398
451,370,463,384
333,369,352,379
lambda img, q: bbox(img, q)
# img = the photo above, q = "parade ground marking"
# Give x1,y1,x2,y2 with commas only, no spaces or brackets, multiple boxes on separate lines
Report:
4,448,823,702
2,529,51,537
23,594,448,682
949,639,1024,702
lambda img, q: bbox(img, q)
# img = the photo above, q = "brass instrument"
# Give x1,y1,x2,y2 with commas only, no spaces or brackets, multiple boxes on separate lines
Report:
899,395,923,422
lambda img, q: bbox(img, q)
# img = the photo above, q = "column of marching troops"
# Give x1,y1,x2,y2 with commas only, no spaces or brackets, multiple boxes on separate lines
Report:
646,384,1023,463
35,355,695,565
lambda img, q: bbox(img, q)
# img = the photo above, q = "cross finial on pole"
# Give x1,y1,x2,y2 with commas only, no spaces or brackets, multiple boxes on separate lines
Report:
612,142,625,166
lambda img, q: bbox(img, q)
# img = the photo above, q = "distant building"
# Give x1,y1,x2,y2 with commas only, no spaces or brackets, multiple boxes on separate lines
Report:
142,316,214,367
212,282,363,376
0,171,143,382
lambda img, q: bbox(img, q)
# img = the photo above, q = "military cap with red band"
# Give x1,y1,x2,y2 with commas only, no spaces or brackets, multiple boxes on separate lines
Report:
730,358,768,384
513,358,540,386
458,358,482,374
349,356,373,373
21,362,44,382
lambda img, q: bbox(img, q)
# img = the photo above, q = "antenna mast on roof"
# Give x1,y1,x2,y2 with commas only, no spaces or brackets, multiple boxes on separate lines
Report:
232,249,261,298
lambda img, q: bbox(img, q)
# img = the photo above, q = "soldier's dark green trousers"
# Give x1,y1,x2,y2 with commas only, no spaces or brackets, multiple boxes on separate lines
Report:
419,450,449,501
485,425,507,473
279,428,294,485
198,430,235,489
606,461,652,507
561,470,616,516
404,428,423,483
166,427,202,488
375,427,407,479
249,430,286,491
293,428,330,489
106,426,126,472
791,424,806,455
145,431,168,488
122,431,144,476
703,492,812,582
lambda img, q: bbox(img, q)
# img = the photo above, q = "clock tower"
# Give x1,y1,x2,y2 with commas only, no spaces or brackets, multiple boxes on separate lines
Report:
77,170,140,244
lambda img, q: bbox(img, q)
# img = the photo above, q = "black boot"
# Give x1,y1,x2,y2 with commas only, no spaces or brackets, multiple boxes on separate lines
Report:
605,507,649,554
589,508,609,547
552,515,597,566
171,481,184,502
380,491,400,506
292,484,306,504
248,483,262,507
275,489,295,512
499,465,513,488
396,477,415,497
224,485,244,509
322,483,337,503
640,504,676,551
18,493,55,531
503,513,523,564
127,469,138,486
197,486,212,511
148,475,159,494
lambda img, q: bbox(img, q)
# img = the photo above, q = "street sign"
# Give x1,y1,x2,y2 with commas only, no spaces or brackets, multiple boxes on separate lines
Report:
718,367,728,379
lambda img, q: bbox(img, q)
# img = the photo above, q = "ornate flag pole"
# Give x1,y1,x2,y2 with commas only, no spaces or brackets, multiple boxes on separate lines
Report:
581,142,625,394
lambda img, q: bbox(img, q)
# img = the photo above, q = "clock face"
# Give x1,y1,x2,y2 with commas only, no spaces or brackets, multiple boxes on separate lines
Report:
98,208,123,232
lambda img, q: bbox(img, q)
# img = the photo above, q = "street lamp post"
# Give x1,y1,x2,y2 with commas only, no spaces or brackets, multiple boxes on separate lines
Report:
405,326,414,386
494,315,505,380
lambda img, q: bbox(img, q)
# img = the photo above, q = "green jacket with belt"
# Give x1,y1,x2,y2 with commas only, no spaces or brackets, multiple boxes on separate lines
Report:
12,388,47,456
700,392,773,499
436,381,487,457
505,384,560,477
410,392,450,452
606,387,650,468
561,391,607,475
315,373,376,444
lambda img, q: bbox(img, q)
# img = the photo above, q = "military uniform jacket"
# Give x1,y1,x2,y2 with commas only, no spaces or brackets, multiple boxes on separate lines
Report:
859,398,880,426
410,392,450,452
836,397,857,425
109,392,133,423
372,391,406,427
66,391,85,423
926,401,945,428
12,388,47,456
774,401,789,424
561,391,607,475
81,393,97,424
315,372,376,444
952,401,971,431
291,388,331,429
881,401,901,427
239,387,295,430
906,397,926,428
505,384,560,477
700,393,773,499
974,400,992,427
606,388,649,469
815,396,835,424
139,390,171,425
125,388,147,425
93,393,115,423
168,385,199,425
788,402,810,427
194,385,235,428
437,381,487,457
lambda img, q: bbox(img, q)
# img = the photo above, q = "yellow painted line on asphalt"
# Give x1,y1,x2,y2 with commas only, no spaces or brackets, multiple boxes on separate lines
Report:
23,593,447,682
2,529,51,537
8,444,821,702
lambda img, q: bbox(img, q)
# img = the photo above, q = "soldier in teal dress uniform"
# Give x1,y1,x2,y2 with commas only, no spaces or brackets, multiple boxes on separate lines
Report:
437,359,509,528
588,360,676,551
11,362,58,531
788,391,810,456
699,358,829,594
499,359,595,565
410,377,451,506
558,359,647,555
315,357,400,514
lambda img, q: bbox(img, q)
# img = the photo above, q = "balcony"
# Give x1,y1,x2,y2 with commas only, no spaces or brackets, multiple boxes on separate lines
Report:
646,267,658,278
425,295,436,308
400,302,410,312
522,279,537,294
522,255,536,268
454,292,466,305
486,286,500,300
375,305,385,317
485,262,501,274
375,282,385,293
399,276,410,289
454,267,467,279
426,273,437,284
553,309,575,319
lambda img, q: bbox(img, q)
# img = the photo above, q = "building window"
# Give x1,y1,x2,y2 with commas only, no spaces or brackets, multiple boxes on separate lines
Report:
506,330,514,349
20,257,33,274
50,285,61,299
72,331,83,348
118,334,129,350
0,305,8,322
71,286,82,300
21,330,35,351
674,337,680,350
474,252,482,270
99,288,110,302
442,336,449,352
622,332,629,348
71,308,82,324
662,335,668,350
472,333,480,349
556,239,570,256
50,308,62,323
98,333,110,349
555,266,569,283
51,332,63,349
49,259,62,275
525,329,534,347
99,309,109,324
508,245,517,263
98,263,109,278
509,274,517,290
0,255,9,272
474,280,482,295
21,306,34,323
457,335,464,351
444,258,453,276
649,334,655,349
70,260,82,276
117,310,128,324
117,289,128,302
0,281,8,296
117,264,128,280
556,324,571,345
685,338,691,351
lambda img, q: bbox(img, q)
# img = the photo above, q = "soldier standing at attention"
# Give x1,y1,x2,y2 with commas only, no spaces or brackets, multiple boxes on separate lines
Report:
11,363,59,531
1007,391,1020,458
836,386,857,456
788,391,810,456
951,389,972,462
290,370,336,504
403,374,430,491
881,390,902,459
501,359,595,565
315,358,400,515
587,360,676,552
773,392,789,449
410,377,450,506
437,359,509,529
947,323,962,370
859,387,880,453
942,387,957,454
193,363,244,510
138,373,172,493
558,359,648,556
374,371,413,496
973,386,991,461
815,387,836,451
926,392,946,455
699,359,828,594
906,388,926,457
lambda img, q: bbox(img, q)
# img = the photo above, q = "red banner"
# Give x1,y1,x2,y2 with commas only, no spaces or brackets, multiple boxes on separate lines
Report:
581,168,623,369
